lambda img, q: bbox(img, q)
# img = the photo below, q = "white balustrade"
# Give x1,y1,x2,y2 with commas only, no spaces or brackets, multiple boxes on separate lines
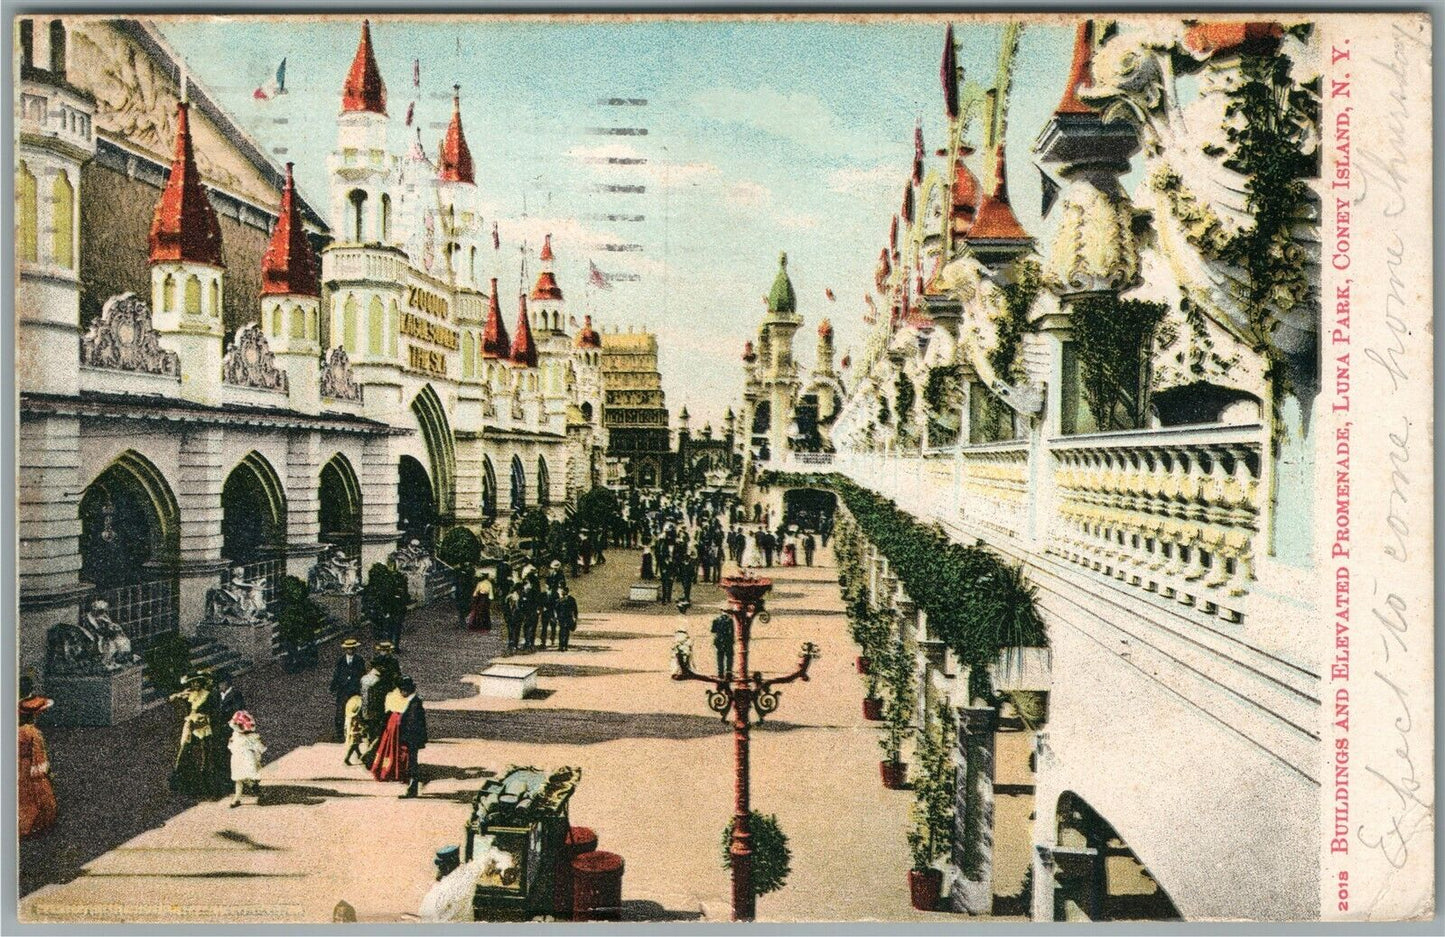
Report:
959,441,1030,540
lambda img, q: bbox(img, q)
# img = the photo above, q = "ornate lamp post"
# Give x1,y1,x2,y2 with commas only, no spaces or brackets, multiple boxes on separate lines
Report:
672,572,820,921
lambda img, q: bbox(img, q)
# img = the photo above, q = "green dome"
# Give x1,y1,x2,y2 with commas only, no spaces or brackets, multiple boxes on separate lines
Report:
767,252,796,315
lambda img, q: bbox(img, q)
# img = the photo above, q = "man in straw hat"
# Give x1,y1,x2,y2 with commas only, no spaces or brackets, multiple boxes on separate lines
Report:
330,638,366,742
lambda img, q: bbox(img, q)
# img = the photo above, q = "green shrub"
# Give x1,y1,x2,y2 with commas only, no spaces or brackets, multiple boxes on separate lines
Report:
142,631,192,694
277,575,327,651
909,704,956,871
361,563,410,638
437,527,482,570
721,811,791,897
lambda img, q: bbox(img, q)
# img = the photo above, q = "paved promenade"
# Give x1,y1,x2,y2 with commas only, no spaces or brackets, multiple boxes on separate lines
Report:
21,546,963,923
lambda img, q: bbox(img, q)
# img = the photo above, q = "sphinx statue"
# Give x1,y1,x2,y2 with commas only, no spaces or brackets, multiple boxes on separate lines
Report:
205,566,273,625
309,546,361,595
391,539,434,575
47,599,142,675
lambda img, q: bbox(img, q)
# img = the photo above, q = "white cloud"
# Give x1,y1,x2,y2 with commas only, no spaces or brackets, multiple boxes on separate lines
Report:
724,180,772,208
776,211,820,231
827,163,901,196
690,86,840,148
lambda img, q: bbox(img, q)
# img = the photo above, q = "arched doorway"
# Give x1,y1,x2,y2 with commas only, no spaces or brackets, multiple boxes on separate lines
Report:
536,456,550,507
397,455,436,547
410,384,456,521
510,455,526,513
481,456,498,520
782,488,836,532
319,454,362,558
222,452,287,565
78,451,181,646
636,460,657,489
1051,792,1181,922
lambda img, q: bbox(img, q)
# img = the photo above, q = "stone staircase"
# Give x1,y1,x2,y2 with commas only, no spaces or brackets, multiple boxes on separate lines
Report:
140,635,247,706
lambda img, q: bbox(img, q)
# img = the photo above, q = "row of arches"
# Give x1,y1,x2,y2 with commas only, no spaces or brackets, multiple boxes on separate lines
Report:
335,293,400,358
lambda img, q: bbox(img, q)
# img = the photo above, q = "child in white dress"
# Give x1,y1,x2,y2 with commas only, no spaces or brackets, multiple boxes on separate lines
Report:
228,710,266,807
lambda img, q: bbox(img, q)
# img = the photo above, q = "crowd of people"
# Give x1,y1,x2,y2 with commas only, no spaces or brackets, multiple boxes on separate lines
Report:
331,639,429,797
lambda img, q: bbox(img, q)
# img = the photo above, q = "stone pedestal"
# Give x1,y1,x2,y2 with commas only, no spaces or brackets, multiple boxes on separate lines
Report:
476,664,539,699
316,593,360,629
950,705,998,915
45,665,144,726
199,617,276,665
628,582,660,603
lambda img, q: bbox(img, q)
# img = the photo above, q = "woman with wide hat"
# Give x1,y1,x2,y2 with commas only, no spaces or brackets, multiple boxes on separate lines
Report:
19,694,58,837
168,671,222,796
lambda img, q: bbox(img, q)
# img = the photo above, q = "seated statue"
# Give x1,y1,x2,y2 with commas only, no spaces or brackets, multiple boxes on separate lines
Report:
47,599,141,675
309,546,361,595
205,566,272,624
391,539,434,575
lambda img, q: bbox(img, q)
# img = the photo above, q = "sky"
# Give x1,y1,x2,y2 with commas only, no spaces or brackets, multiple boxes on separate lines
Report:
159,16,1075,430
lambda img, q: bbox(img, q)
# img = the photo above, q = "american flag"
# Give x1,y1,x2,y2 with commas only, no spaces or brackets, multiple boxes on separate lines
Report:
588,260,612,290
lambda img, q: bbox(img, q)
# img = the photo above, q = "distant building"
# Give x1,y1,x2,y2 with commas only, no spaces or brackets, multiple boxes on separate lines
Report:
600,330,671,488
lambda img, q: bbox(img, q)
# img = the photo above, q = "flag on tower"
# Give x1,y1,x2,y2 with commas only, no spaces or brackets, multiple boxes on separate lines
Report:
413,58,421,88
588,260,613,290
405,101,415,126
492,222,500,250
253,58,287,99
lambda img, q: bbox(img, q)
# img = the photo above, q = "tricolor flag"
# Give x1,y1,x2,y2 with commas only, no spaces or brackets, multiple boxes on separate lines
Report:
588,260,612,290
253,58,287,100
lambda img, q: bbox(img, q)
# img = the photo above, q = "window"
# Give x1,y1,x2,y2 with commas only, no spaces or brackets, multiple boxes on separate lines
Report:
347,189,367,243
209,279,220,317
51,170,73,269
272,305,282,336
161,274,175,312
308,309,318,340
388,300,399,355
380,194,391,242
17,162,37,263
469,246,477,283
343,295,358,353
290,305,305,339
462,330,474,376
368,296,384,355
184,275,201,315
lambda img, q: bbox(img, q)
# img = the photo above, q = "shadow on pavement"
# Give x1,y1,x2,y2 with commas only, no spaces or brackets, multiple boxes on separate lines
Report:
429,707,817,745
620,899,705,922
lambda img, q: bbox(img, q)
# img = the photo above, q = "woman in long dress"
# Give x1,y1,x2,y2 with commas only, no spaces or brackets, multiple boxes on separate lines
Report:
169,673,222,796
19,695,57,837
782,538,798,567
467,572,493,632
370,683,411,782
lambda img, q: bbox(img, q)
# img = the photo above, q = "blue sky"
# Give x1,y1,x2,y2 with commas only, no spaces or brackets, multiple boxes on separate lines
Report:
160,16,1074,429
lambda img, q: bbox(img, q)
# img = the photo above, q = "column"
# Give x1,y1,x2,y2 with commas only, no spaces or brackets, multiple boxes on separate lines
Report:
360,435,401,569
285,431,325,579
18,414,87,677
176,426,226,633
950,704,998,914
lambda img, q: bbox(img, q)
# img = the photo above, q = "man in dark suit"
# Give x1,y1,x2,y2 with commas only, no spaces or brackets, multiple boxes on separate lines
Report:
761,531,775,567
555,585,579,651
396,677,428,798
710,613,734,678
211,669,245,789
329,638,366,741
678,551,698,604
803,533,816,567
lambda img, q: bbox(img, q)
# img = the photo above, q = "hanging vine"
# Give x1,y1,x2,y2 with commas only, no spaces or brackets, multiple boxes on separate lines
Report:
990,259,1042,382
1072,295,1167,431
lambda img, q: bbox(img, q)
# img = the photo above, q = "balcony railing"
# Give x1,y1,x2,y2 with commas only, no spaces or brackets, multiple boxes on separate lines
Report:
959,441,1030,540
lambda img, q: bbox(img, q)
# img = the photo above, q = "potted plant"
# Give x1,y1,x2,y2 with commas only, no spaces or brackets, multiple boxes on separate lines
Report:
361,563,410,645
276,575,326,671
721,811,791,898
878,638,915,789
907,704,956,910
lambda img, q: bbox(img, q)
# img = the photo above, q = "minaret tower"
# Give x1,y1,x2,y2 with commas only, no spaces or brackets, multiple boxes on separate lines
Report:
759,252,803,460
529,234,566,337
436,86,483,288
149,100,226,404
329,20,391,244
260,163,322,412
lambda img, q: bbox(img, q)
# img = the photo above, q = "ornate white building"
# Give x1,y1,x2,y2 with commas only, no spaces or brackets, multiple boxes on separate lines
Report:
16,18,609,705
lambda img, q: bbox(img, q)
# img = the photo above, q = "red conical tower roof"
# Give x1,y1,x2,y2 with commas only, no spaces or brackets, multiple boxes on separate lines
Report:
965,144,1030,242
481,278,509,358
742,340,757,363
1056,21,1097,115
950,143,980,237
510,293,538,367
260,163,318,297
149,102,223,267
575,314,601,349
342,20,387,115
818,318,834,339
437,86,475,184
530,234,564,301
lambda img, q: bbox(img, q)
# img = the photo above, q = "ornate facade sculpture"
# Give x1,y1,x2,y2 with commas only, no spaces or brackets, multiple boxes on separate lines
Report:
319,345,362,401
205,566,273,624
391,539,435,575
308,545,361,595
222,323,290,392
47,599,142,675
80,293,182,377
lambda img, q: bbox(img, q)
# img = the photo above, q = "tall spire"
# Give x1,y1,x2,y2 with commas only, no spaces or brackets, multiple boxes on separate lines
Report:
149,102,223,266
901,179,915,224
575,314,601,349
949,143,980,238
437,85,475,184
342,20,387,115
481,278,509,358
766,252,796,315
510,292,538,366
530,233,563,300
260,163,318,296
965,143,1030,242
1055,21,1097,115
940,23,960,120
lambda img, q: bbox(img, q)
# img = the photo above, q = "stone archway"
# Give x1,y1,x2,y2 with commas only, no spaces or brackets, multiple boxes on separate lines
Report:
1050,792,1181,922
781,487,836,531
536,456,550,507
397,455,436,547
410,384,456,521
79,450,180,591
222,451,288,565
481,456,498,520
319,453,362,558
510,455,527,513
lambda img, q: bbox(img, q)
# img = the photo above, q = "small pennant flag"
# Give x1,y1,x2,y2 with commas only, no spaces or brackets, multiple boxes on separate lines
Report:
825,288,836,301
588,261,613,290
405,102,415,126
413,58,421,88
492,222,500,250
253,58,287,100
